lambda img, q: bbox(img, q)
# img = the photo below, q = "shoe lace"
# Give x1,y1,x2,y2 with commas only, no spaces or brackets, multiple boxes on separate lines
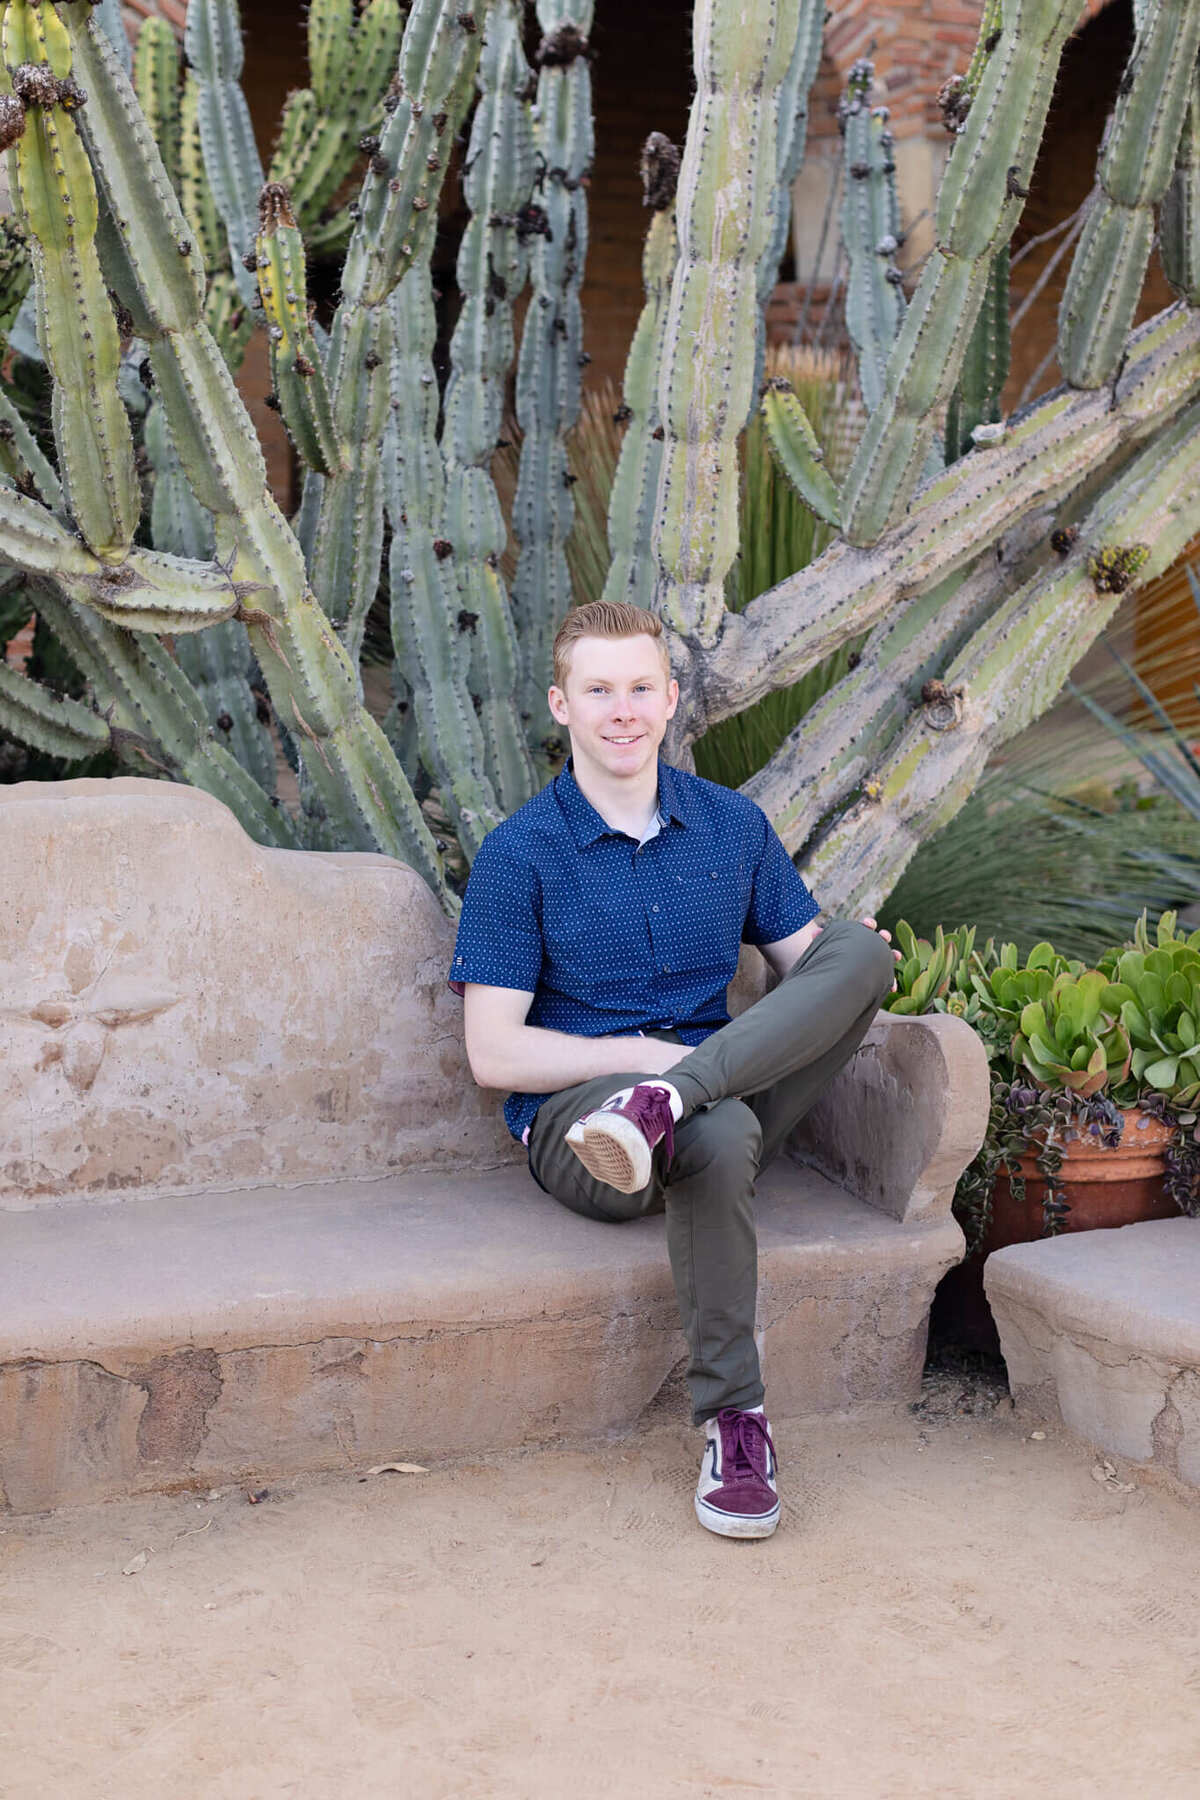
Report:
717,1408,774,1481
625,1084,675,1165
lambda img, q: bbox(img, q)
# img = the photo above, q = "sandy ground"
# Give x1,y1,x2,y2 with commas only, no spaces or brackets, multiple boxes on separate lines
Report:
2,1365,1199,1800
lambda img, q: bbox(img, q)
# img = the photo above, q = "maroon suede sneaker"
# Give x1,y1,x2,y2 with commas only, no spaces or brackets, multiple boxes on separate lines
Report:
564,1082,677,1193
694,1407,780,1539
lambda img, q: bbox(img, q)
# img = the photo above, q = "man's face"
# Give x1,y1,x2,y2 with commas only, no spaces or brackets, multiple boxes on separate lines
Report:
548,633,679,782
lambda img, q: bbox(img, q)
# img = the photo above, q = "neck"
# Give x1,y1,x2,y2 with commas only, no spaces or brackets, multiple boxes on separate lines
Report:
570,752,661,838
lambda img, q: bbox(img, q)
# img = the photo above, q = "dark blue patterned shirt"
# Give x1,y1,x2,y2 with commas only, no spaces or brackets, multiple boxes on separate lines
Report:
449,761,819,1142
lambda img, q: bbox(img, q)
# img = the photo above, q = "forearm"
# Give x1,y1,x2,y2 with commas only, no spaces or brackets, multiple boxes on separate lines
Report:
471,1023,687,1094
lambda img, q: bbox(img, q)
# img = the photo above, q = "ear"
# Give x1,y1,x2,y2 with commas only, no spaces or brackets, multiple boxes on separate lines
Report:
665,677,679,719
548,683,570,726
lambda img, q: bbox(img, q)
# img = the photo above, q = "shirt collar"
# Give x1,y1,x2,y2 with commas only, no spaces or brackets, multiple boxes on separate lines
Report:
555,759,689,848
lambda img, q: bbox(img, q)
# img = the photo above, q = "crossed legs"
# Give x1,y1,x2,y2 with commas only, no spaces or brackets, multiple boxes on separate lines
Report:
527,921,896,1424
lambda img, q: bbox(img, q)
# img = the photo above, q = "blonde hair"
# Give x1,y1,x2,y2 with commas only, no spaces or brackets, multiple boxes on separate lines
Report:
552,601,670,691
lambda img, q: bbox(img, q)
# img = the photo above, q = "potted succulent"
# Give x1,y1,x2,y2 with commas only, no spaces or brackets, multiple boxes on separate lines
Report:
886,914,1199,1350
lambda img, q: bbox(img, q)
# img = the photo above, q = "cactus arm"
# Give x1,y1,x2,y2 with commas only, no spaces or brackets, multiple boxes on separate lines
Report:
441,0,537,812
340,1,488,311
144,396,278,796
67,13,206,339
183,0,264,304
1162,54,1200,302
178,71,223,273
0,480,236,631
650,0,803,647
65,5,449,902
944,245,1010,463
0,380,61,505
743,510,1047,852
269,0,403,232
839,61,905,416
0,654,110,758
602,135,679,610
510,0,594,754
1060,0,1200,388
755,0,824,347
0,215,31,349
306,302,389,660
30,580,300,848
90,0,129,75
3,1,140,562
131,15,180,191
840,0,1079,547
759,378,841,527
255,183,345,478
698,301,1200,730
800,396,1200,916
385,275,505,856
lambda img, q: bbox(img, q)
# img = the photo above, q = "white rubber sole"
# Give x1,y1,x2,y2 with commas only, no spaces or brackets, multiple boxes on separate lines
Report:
694,1491,781,1540
564,1112,652,1194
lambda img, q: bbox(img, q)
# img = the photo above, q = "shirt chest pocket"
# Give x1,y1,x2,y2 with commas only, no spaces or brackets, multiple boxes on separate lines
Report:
664,865,743,976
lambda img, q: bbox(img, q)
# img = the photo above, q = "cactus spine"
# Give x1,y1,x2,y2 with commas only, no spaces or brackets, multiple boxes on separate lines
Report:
440,0,537,811
602,134,680,608
839,0,1079,547
651,0,804,647
511,0,594,752
1060,0,1200,386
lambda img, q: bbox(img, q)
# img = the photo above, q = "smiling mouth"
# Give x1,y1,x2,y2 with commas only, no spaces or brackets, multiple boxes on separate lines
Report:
604,734,643,745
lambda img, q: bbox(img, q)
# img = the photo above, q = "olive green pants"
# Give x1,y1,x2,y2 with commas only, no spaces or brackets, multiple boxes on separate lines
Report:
527,920,896,1423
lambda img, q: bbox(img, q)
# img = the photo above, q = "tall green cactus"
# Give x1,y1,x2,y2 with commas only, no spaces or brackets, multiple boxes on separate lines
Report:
441,0,537,811
1060,0,1200,387
651,0,804,646
510,0,594,756
1,0,1200,946
602,133,680,610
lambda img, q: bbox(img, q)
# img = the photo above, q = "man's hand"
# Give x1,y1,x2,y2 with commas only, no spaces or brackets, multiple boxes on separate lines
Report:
860,915,901,962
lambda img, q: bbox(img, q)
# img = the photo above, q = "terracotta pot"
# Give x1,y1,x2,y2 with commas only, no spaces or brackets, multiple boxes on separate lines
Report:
985,1107,1177,1249
933,1106,1177,1356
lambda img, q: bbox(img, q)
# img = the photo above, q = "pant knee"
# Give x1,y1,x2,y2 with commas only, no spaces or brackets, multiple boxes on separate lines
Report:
829,918,895,1009
670,1098,762,1187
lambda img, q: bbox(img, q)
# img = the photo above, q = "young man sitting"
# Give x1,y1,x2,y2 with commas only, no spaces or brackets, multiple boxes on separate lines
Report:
449,601,896,1539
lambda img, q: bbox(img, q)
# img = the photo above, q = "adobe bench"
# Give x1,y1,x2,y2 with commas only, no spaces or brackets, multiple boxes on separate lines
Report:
0,780,987,1511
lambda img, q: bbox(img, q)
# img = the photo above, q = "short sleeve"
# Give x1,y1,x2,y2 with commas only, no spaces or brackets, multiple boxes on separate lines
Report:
742,806,820,946
447,831,543,997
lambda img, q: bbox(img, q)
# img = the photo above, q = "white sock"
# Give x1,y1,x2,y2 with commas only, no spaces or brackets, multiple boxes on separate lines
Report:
650,1080,683,1121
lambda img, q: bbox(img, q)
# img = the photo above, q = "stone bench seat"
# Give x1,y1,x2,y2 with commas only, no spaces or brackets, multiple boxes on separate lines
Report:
985,1219,1200,1491
0,780,988,1512
0,1161,965,1511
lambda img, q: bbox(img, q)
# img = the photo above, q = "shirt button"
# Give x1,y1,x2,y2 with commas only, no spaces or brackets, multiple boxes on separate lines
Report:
651,904,659,913
662,964,671,974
